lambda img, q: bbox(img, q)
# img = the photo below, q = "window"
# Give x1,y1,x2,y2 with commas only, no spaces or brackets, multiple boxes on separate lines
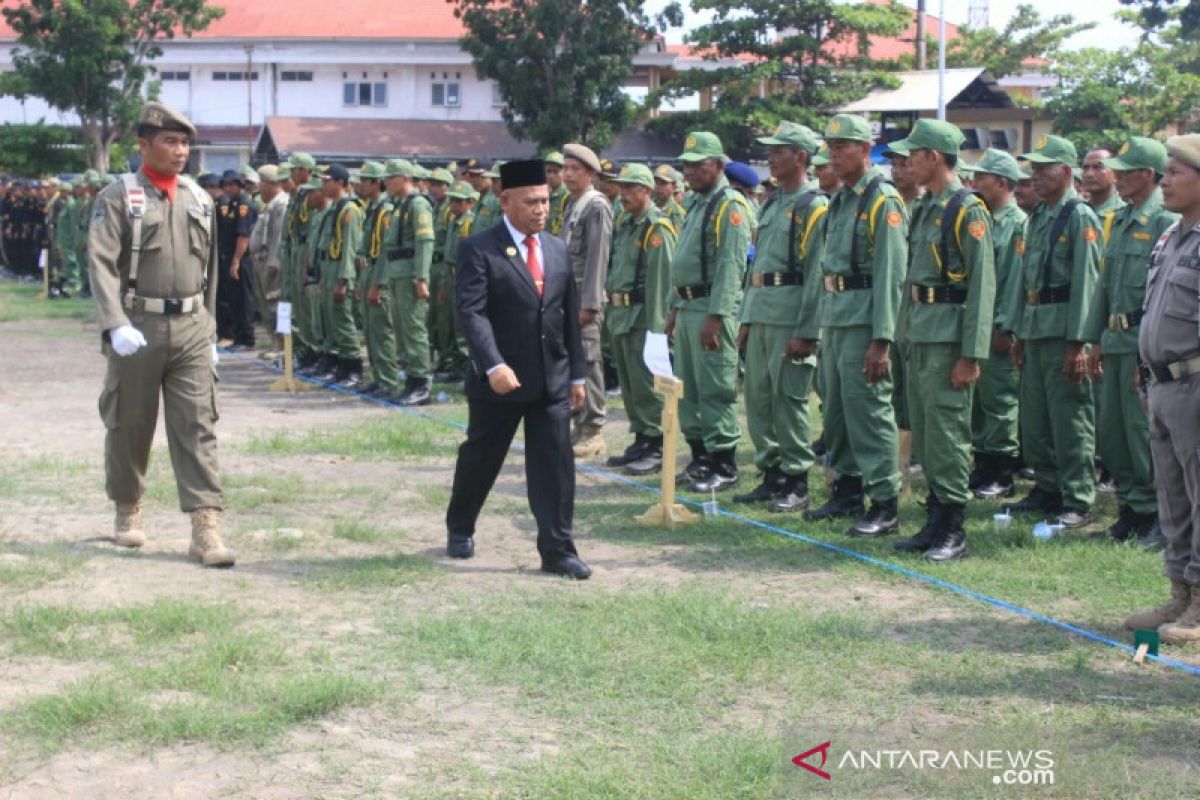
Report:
343,82,387,107
432,82,460,107
280,71,313,82
213,71,258,81
160,71,190,81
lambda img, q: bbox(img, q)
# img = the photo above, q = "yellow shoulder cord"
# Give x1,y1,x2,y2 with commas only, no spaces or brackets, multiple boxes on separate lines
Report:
799,204,828,260
368,203,387,261
328,201,349,261
1102,209,1117,248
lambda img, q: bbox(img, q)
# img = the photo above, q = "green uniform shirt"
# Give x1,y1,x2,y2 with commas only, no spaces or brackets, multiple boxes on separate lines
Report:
1083,188,1178,354
818,166,908,340
548,185,570,237
670,176,752,318
900,178,995,359
315,197,363,285
361,195,395,277
55,197,77,260
383,190,435,281
739,178,828,341
605,204,676,336
432,196,451,266
989,199,1027,334
1009,188,1102,342
443,207,475,272
1091,192,1126,250
473,191,501,234
302,205,326,284
659,196,686,234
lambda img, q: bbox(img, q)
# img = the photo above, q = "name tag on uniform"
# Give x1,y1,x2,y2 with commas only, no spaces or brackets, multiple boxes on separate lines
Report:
1133,232,1151,241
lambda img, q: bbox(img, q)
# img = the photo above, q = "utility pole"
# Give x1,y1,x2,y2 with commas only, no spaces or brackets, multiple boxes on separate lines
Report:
916,0,927,71
245,45,254,163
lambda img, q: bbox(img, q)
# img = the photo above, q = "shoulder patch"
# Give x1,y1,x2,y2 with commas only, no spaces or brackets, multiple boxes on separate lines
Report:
649,233,664,248
967,219,986,240
886,210,903,228
1015,236,1026,256
729,210,744,227
1083,226,1098,243
238,204,249,218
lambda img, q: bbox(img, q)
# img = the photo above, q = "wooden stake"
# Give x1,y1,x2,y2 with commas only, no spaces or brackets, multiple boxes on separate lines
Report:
635,375,699,528
269,333,313,393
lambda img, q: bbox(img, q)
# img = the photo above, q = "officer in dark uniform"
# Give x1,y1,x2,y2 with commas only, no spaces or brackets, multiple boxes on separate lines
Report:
216,169,258,349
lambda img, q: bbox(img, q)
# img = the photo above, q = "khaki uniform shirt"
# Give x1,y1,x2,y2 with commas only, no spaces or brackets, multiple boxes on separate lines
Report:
562,188,613,313
1139,219,1200,365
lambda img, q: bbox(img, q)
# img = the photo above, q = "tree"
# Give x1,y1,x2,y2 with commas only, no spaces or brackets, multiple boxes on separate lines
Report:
0,123,89,175
1043,42,1200,153
450,0,681,151
946,4,1094,80
1119,0,1200,38
0,0,224,171
643,0,909,159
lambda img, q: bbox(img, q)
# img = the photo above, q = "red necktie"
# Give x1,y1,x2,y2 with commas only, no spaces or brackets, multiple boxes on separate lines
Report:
525,234,544,296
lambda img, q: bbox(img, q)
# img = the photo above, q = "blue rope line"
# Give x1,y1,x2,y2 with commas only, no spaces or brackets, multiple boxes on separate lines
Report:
224,348,1200,678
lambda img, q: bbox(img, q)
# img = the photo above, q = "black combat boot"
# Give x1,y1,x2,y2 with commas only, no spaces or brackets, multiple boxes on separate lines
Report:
625,436,664,476
1007,485,1062,515
678,439,710,483
848,497,900,537
768,472,810,513
607,433,649,467
924,503,967,562
690,449,739,492
398,376,432,406
803,476,865,521
732,466,786,504
968,451,990,492
336,357,364,390
974,453,1016,499
894,496,943,553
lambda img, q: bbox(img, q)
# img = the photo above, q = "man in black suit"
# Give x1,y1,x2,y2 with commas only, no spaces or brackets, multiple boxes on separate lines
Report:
445,159,592,579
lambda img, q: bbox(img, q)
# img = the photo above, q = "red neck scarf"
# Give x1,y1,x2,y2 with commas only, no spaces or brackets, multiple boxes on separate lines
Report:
141,164,178,202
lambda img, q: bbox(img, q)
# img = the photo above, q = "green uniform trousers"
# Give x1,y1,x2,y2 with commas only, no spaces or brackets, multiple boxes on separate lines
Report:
430,267,467,370
906,343,974,505
389,277,431,380
610,326,663,438
743,323,815,476
364,280,400,392
322,283,359,359
98,308,221,512
675,309,740,452
972,352,1020,457
290,275,313,356
1098,352,1156,515
1021,338,1095,509
62,252,83,293
305,283,326,356
820,325,901,502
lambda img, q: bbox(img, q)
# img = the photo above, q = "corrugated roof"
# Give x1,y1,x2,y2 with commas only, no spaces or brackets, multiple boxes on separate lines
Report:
840,68,1012,113
0,0,465,40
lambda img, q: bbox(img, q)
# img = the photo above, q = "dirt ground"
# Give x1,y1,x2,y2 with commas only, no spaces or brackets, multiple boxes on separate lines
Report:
2,304,1195,799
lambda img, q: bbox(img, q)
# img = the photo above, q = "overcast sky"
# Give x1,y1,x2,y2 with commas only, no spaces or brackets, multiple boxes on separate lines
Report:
651,0,1143,52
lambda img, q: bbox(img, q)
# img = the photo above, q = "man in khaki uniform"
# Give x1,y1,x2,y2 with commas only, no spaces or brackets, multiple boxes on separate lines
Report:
560,143,614,457
1124,135,1200,644
88,101,234,568
249,164,288,349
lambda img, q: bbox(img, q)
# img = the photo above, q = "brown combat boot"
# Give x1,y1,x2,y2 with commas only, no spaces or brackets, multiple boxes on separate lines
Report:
572,425,607,459
1124,581,1190,631
188,508,236,568
113,501,146,548
1159,585,1200,645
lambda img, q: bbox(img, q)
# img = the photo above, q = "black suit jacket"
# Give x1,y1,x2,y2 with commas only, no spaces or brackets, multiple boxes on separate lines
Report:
455,221,585,404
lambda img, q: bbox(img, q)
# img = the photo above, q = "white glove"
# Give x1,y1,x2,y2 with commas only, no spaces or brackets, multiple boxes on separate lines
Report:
110,325,147,357
212,343,219,366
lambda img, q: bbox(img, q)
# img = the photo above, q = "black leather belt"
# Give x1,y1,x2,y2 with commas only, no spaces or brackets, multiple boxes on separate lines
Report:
386,247,415,260
607,290,644,307
675,283,711,301
1147,355,1200,384
910,283,967,304
750,271,803,288
1108,310,1144,331
823,274,872,293
1025,286,1070,305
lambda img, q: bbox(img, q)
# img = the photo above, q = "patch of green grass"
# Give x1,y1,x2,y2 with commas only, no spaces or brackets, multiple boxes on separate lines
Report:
241,416,459,459
304,554,442,591
331,517,390,543
2,630,378,751
0,544,87,592
0,282,94,323
1,600,236,658
0,455,94,501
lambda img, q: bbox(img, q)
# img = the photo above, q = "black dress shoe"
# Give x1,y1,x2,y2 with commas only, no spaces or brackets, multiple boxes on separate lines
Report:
733,467,786,504
607,435,649,467
1007,486,1062,514
848,499,900,537
447,537,475,559
541,554,592,580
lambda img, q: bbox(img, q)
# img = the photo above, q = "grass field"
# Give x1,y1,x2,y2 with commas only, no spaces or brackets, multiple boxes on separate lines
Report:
1,278,1197,798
